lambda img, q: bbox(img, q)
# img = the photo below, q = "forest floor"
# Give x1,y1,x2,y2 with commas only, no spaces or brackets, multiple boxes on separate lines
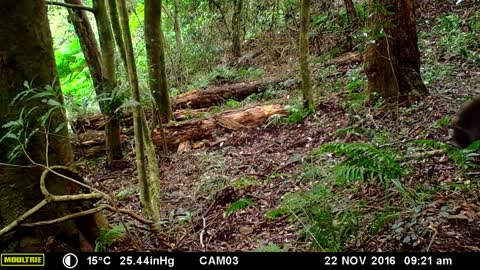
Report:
79,1,480,252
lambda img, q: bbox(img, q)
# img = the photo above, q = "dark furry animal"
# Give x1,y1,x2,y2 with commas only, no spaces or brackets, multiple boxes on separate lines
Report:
449,97,480,148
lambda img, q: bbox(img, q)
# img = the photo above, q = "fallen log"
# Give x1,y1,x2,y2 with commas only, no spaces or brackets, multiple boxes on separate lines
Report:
71,77,285,131
172,76,284,110
73,104,287,157
156,104,287,146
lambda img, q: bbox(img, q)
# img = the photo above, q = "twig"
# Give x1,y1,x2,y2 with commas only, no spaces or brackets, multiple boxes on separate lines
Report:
20,205,106,227
174,232,188,249
208,0,231,36
426,222,437,252
0,200,48,237
199,216,206,249
46,1,95,13
405,150,444,160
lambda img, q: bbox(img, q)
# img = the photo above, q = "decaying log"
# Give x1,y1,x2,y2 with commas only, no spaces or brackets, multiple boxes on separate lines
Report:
155,104,287,146
73,105,287,157
71,77,285,132
172,77,284,110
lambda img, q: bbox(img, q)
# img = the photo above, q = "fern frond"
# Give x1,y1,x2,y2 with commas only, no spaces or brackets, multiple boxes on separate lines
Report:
315,142,404,184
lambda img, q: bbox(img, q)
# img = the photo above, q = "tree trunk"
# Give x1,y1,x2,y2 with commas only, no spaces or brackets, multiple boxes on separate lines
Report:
0,0,102,251
65,0,104,102
364,0,428,105
66,0,123,166
232,0,243,58
93,0,123,164
344,0,358,31
173,0,187,89
299,0,313,110
118,0,160,220
107,0,128,69
145,0,174,122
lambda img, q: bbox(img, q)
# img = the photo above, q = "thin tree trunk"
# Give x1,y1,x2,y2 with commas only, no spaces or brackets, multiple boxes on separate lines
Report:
107,0,128,69
93,0,123,164
65,0,104,102
117,0,160,220
232,0,243,58
173,0,187,89
299,0,313,110
364,0,428,105
344,0,358,31
145,0,174,121
0,0,103,251
344,0,358,50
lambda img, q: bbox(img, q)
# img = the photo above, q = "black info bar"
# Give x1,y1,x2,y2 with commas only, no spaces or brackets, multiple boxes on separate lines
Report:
0,252,476,269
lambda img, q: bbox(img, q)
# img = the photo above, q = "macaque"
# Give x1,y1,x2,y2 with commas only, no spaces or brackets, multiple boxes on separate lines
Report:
449,97,480,148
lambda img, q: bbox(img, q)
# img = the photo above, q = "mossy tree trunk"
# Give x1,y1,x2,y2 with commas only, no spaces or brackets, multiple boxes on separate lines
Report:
117,0,161,220
173,0,187,89
107,0,128,69
145,0,174,122
65,0,123,165
0,0,102,251
299,0,313,110
364,0,428,105
232,0,243,58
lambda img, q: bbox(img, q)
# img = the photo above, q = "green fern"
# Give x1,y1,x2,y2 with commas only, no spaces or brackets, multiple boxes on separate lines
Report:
315,142,404,185
411,139,480,171
282,184,363,251
266,207,288,219
94,224,126,252
224,198,254,217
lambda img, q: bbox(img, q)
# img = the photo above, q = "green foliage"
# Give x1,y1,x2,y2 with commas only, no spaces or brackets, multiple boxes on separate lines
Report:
224,198,254,217
178,211,192,225
283,184,363,251
421,61,455,85
232,176,259,189
189,66,265,91
432,13,480,65
115,187,135,201
252,243,288,252
54,37,95,111
344,80,367,113
410,140,480,172
95,224,126,252
313,2,368,34
1,83,66,162
315,142,405,185
266,207,288,219
369,210,400,234
283,103,312,124
433,116,452,129
225,99,241,108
